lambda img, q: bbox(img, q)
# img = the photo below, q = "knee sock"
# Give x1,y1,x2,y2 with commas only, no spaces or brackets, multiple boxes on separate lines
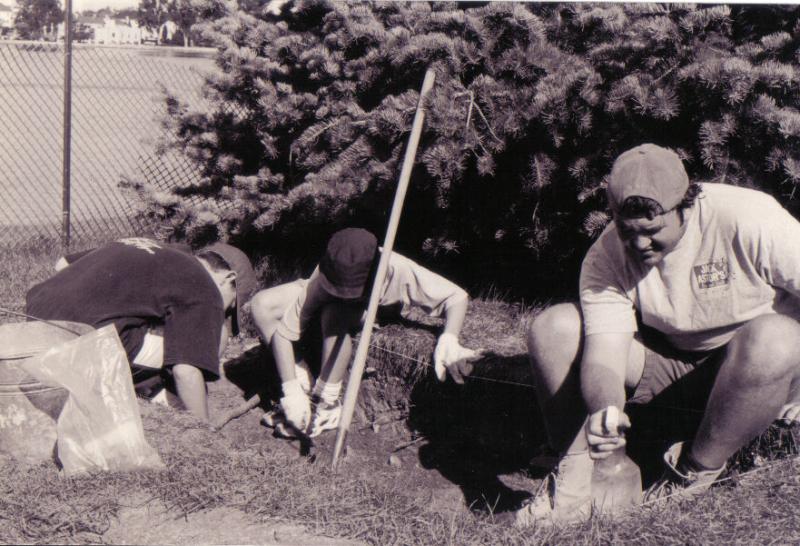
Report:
312,380,342,404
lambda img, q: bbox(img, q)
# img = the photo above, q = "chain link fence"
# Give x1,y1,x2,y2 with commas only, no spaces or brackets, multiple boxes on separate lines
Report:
0,40,214,250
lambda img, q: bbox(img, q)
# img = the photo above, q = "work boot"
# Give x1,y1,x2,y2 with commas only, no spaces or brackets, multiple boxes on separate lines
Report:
497,450,594,527
306,396,342,438
643,442,725,503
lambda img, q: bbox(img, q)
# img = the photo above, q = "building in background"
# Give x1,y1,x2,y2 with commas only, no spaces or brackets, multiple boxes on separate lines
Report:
55,16,173,45
0,2,16,36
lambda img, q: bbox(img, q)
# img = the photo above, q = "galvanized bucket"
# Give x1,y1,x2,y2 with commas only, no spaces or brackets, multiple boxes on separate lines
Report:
0,320,93,463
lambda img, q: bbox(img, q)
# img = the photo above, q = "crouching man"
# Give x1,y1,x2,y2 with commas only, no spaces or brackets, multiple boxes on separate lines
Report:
250,227,480,438
26,238,257,423
508,144,800,526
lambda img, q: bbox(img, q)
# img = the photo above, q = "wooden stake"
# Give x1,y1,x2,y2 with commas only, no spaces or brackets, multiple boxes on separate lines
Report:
210,394,261,431
331,68,436,469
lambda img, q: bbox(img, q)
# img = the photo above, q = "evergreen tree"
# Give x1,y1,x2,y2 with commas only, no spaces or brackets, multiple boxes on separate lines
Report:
14,0,62,39
140,1,800,297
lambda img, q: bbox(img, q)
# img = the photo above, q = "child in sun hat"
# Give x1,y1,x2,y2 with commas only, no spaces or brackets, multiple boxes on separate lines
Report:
250,228,480,437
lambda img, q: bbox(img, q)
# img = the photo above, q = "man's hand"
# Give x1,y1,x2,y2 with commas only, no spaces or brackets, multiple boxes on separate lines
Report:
280,379,311,430
778,403,800,425
433,332,481,384
585,405,630,460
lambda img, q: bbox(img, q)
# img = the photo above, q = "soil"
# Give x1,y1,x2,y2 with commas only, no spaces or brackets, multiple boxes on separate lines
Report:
95,334,543,545
104,499,361,546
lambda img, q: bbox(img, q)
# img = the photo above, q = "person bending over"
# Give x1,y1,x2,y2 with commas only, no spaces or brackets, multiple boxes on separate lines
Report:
250,227,480,438
26,237,257,423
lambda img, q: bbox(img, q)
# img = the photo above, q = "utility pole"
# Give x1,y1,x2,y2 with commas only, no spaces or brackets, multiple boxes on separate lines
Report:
61,0,73,250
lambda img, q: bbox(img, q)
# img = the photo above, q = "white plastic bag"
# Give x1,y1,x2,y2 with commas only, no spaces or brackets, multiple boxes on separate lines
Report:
22,325,164,475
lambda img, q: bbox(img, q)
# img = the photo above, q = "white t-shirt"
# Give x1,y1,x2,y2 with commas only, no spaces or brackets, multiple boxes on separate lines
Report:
580,183,800,351
276,251,468,342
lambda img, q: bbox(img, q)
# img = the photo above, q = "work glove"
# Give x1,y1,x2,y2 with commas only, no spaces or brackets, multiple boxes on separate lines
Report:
585,405,631,460
280,380,311,431
778,403,800,425
433,332,480,384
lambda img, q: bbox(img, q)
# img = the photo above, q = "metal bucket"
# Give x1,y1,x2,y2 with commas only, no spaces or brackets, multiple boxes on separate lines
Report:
0,320,93,463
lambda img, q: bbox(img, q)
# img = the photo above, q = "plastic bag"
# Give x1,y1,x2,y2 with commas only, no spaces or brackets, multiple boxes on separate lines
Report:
22,325,164,475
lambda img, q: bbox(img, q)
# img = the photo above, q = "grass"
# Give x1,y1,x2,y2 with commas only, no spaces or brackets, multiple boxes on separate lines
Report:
2,242,800,545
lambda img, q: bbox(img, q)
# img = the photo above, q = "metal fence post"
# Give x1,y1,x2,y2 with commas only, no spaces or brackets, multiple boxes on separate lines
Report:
62,0,73,250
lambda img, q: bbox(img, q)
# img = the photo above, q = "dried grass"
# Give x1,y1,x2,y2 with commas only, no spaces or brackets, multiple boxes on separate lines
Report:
3,250,800,545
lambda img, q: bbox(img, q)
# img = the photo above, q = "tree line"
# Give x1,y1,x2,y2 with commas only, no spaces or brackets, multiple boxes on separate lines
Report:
9,0,220,45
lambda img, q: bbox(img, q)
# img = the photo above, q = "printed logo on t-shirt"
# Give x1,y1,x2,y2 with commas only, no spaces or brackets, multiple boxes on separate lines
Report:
118,238,163,255
693,258,730,289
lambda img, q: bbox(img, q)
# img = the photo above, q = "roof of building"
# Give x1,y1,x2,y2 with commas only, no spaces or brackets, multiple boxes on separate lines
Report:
111,17,135,27
76,16,106,25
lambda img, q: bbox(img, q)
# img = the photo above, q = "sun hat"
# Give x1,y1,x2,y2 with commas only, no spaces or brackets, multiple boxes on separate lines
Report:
607,144,689,212
204,242,257,336
318,228,378,300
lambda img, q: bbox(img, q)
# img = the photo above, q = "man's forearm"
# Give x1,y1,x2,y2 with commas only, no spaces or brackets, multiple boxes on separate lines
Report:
272,333,298,383
581,363,627,415
441,294,468,336
172,363,209,422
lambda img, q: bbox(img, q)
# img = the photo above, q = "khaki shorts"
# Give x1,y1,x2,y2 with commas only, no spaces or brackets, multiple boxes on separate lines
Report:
628,325,726,410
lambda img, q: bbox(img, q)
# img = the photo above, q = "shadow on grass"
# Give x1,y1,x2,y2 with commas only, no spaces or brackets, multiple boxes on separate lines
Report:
217,308,795,516
221,344,279,405
406,351,547,514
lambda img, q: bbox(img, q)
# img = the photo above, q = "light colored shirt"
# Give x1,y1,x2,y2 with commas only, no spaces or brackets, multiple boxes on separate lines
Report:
276,251,468,342
580,183,800,351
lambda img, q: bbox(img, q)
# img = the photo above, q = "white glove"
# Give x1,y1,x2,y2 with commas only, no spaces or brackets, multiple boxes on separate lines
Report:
280,380,311,431
585,405,630,460
433,332,479,384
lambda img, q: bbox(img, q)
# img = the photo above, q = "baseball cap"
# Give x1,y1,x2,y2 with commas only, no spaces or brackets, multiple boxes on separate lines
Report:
607,144,689,212
318,228,378,300
204,242,257,336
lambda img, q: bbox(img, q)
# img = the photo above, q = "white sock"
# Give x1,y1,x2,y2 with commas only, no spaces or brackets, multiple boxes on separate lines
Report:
312,380,342,404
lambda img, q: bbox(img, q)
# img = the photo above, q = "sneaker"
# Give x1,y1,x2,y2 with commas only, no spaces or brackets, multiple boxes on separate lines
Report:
149,387,185,409
260,408,302,438
306,397,342,438
261,408,285,428
274,421,300,439
643,442,725,503
497,450,594,527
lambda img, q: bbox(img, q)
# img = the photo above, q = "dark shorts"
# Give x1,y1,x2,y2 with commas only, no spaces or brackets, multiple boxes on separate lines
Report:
622,326,729,482
627,325,726,410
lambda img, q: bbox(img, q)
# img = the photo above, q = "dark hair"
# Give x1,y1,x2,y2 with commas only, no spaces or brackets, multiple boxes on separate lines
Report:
616,182,703,220
196,250,233,273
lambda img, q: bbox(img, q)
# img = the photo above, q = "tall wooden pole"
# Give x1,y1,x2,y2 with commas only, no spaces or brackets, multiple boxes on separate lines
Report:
331,68,436,469
62,0,73,250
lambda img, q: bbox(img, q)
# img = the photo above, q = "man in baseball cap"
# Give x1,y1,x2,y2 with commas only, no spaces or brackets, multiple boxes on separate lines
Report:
504,143,800,526
204,242,258,336
27,237,257,423
250,227,481,438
